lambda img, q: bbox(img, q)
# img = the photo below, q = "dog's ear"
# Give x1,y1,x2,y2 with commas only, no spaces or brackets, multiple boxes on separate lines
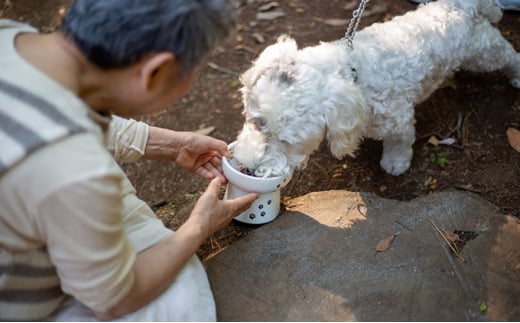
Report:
261,35,298,60
240,67,255,90
322,78,369,159
240,35,298,89
274,34,298,52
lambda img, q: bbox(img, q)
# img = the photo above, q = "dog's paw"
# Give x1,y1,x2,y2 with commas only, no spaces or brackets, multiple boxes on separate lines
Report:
380,156,411,176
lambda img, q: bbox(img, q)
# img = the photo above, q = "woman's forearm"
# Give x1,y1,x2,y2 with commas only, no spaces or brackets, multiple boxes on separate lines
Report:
144,126,183,161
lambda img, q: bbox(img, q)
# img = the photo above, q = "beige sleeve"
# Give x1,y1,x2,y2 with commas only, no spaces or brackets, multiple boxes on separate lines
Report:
107,115,149,163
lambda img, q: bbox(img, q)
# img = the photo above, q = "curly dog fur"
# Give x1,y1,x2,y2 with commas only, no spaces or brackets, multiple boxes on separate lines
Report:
232,0,520,180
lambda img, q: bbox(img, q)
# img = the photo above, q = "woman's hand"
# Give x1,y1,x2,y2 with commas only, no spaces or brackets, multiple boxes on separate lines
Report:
186,177,258,239
145,126,230,181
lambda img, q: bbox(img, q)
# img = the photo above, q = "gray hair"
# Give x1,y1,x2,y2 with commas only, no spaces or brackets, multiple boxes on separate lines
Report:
61,0,236,75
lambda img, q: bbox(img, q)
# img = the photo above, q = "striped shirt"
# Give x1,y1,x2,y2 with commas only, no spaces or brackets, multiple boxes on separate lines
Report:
0,247,66,321
0,20,100,321
0,77,88,175
0,19,143,321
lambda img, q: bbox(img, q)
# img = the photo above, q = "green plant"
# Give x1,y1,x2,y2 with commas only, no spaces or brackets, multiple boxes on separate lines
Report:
429,146,448,168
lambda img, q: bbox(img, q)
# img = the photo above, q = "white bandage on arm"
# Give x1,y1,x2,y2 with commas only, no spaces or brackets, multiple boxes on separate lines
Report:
107,116,149,163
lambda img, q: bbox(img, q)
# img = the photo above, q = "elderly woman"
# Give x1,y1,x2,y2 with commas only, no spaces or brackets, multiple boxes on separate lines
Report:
0,0,257,321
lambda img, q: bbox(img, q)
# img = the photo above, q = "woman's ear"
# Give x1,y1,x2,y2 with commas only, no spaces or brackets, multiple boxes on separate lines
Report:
140,52,176,91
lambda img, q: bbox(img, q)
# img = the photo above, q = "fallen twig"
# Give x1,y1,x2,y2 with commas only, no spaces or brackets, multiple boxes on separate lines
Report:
207,61,240,77
445,112,463,138
431,220,465,263
394,220,413,232
209,234,220,250
461,112,472,147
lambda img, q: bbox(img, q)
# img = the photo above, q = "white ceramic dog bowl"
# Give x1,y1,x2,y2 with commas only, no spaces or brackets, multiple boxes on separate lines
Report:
222,156,286,224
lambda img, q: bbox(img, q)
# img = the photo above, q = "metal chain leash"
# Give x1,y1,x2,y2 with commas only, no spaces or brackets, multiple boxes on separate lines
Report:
342,0,370,48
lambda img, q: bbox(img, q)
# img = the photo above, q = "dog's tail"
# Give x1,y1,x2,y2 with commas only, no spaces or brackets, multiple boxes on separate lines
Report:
445,0,503,23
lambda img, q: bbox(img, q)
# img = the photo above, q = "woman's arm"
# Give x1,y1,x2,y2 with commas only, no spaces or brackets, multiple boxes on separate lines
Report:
145,126,231,181
95,177,257,320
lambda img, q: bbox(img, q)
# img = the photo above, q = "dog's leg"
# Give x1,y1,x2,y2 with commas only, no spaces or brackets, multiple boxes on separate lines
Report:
380,124,416,176
461,22,520,89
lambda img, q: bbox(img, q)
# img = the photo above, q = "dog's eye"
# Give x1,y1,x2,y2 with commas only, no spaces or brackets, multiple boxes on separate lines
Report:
249,117,267,131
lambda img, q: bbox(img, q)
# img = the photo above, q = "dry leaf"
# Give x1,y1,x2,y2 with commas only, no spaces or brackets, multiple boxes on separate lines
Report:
428,136,439,146
506,127,520,152
456,183,481,193
424,176,437,189
258,1,279,12
376,233,397,253
362,4,388,17
323,18,350,26
252,32,265,43
438,138,456,146
460,183,474,190
444,231,460,243
331,172,342,178
256,11,285,20
343,1,358,11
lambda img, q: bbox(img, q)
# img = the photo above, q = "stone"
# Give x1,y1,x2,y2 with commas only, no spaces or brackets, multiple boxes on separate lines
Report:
205,190,520,321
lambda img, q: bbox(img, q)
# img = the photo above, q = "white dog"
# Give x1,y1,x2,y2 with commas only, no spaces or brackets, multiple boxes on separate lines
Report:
231,0,520,180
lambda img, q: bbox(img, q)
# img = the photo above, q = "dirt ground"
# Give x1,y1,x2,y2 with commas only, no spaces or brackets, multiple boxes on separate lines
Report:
3,0,519,260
